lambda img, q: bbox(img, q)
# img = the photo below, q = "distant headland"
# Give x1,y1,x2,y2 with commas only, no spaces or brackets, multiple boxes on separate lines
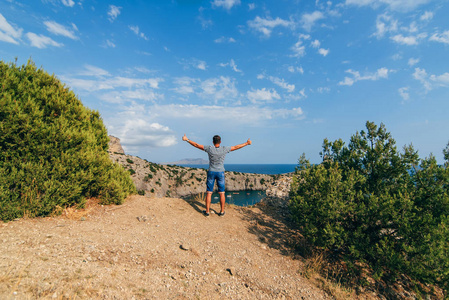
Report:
166,158,208,165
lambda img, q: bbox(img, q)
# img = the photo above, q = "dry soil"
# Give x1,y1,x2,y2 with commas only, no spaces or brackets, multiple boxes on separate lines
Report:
1,195,332,299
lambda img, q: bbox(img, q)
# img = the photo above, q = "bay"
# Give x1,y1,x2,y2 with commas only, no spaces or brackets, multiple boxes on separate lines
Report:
210,190,266,207
180,164,297,207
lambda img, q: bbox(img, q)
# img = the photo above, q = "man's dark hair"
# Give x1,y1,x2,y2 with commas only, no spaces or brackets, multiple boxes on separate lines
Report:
213,135,221,145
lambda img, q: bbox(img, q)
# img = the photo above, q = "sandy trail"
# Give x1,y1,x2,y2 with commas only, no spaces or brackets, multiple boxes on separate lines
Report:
0,195,330,299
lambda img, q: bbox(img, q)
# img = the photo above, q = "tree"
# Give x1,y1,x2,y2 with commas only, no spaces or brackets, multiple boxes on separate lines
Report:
0,60,136,221
290,121,448,291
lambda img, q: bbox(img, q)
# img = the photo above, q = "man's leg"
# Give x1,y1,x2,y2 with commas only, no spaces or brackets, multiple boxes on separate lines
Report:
205,192,212,213
217,172,226,215
205,171,216,215
219,192,225,213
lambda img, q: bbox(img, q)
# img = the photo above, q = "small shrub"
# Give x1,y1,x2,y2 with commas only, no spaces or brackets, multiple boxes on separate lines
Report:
126,158,134,164
137,190,145,196
128,169,136,175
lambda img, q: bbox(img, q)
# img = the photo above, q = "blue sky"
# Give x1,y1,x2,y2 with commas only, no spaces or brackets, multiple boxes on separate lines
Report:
1,0,449,164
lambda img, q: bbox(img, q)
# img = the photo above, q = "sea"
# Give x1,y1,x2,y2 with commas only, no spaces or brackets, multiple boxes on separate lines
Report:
179,164,297,207
178,163,297,175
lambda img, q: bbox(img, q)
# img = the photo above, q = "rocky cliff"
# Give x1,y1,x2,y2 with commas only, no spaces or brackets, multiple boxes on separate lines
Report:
108,136,125,154
108,137,288,199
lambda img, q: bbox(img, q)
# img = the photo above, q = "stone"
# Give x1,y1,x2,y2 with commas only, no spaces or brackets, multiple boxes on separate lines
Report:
180,244,190,251
226,267,236,276
136,216,149,222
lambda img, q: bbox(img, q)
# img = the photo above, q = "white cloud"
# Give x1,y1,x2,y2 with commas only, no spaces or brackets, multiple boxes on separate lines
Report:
100,89,164,103
390,33,427,45
284,88,307,102
339,67,391,86
173,77,198,95
248,3,256,10
61,0,75,7
181,58,208,70
0,13,23,44
200,76,238,102
197,14,213,29
247,88,280,103
311,39,320,48
317,86,330,93
373,14,398,38
214,36,236,43
211,0,241,10
219,59,242,73
149,104,304,123
429,30,449,44
197,61,207,70
301,11,324,31
172,76,238,102
108,5,121,22
112,77,162,89
117,118,177,149
430,72,449,86
345,0,431,11
413,67,431,91
79,65,110,77
420,11,433,21
248,16,293,37
62,67,163,92
129,25,149,40
44,21,78,39
291,34,310,57
398,87,409,101
26,32,63,48
318,48,329,56
408,58,419,66
288,66,304,74
105,39,116,48
413,68,449,91
260,75,295,93
401,21,418,33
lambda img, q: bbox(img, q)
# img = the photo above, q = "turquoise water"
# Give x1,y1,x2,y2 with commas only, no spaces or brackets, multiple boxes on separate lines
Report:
210,190,266,207
186,190,267,207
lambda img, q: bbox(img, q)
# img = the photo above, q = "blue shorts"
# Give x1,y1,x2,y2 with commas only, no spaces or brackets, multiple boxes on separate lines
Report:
206,171,225,193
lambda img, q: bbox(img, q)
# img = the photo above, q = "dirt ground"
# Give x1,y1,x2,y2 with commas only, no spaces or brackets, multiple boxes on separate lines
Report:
1,195,335,299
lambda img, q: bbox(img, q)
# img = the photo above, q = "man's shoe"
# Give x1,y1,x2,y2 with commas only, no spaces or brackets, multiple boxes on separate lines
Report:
202,210,210,217
218,211,225,217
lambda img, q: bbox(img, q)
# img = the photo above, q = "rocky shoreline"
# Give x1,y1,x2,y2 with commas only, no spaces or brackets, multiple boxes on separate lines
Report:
108,136,292,201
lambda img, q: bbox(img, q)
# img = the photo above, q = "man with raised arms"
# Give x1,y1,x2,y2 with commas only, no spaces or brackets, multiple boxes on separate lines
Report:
182,134,251,216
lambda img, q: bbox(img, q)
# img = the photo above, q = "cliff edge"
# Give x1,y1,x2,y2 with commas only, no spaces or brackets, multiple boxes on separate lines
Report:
108,136,284,199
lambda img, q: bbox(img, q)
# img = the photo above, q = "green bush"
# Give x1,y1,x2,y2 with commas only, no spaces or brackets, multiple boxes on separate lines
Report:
0,60,136,221
290,121,449,292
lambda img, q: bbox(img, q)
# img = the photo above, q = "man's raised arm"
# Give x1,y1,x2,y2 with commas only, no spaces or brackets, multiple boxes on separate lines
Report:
182,134,204,150
231,138,251,151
